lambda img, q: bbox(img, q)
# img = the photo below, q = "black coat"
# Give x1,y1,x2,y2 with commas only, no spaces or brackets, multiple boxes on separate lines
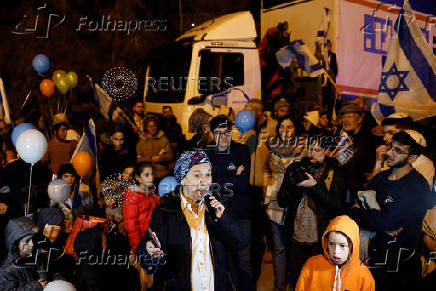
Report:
135,190,249,291
100,146,136,180
278,157,347,242
0,262,43,291
208,141,252,219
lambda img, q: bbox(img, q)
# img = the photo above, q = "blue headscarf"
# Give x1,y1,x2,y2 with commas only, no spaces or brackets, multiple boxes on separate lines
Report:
174,151,211,183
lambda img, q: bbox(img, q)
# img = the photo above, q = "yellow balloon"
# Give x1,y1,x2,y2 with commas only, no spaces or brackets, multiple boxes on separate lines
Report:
52,70,66,84
55,76,70,94
66,71,78,88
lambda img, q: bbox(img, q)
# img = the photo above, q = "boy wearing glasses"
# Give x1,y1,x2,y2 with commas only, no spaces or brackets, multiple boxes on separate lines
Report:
349,130,435,290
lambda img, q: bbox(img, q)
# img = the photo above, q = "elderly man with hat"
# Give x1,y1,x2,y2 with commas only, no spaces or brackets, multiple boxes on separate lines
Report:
135,151,249,291
336,102,377,205
41,113,78,176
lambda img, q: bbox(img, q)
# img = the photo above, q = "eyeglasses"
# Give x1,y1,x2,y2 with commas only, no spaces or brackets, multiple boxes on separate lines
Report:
386,143,409,155
213,130,232,135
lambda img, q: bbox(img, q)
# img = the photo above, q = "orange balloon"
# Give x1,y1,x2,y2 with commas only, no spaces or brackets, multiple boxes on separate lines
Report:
40,79,55,97
72,151,92,177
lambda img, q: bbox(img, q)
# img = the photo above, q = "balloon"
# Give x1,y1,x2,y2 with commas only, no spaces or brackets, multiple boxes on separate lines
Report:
44,280,76,291
55,76,70,94
16,129,47,165
72,151,92,177
158,176,179,196
11,123,37,147
235,110,255,133
65,71,78,88
48,179,71,203
40,79,55,97
32,54,50,73
52,70,66,84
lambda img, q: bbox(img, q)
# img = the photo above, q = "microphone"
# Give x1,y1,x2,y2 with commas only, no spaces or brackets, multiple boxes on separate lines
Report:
204,192,217,222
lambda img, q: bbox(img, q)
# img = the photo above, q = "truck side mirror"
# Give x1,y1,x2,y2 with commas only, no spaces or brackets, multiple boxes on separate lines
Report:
187,94,207,105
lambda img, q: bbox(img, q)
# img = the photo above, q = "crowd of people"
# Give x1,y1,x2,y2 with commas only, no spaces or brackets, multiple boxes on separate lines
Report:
0,94,435,291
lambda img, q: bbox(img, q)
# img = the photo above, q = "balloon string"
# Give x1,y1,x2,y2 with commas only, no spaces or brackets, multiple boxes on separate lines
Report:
26,164,34,217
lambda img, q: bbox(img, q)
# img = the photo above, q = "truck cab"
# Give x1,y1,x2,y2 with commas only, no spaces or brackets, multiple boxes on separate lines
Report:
143,11,261,136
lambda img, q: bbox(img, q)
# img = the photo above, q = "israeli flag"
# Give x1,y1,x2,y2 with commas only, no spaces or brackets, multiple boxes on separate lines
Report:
0,77,12,124
276,39,324,77
87,76,124,122
72,118,100,186
316,7,331,71
372,0,436,123
72,119,97,160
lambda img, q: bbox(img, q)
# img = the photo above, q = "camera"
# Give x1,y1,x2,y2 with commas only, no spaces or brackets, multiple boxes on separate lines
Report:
290,158,317,184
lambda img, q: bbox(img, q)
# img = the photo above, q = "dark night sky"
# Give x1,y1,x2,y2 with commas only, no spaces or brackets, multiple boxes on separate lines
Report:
0,0,257,124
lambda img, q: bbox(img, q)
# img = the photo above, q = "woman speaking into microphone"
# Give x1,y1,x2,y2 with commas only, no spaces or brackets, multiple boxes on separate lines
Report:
135,150,249,291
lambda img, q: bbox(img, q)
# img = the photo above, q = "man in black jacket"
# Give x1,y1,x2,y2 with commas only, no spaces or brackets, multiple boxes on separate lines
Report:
207,115,254,290
135,151,249,290
349,131,435,291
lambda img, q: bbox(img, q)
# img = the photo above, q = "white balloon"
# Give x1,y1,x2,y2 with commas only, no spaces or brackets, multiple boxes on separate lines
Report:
44,280,76,291
48,179,71,203
16,129,47,165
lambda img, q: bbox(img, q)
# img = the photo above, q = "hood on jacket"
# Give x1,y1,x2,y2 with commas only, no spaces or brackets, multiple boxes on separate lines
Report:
322,215,360,271
3,217,39,265
143,130,166,141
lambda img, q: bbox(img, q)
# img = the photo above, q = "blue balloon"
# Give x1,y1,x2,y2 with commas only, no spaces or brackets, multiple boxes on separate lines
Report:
235,110,255,133
158,176,179,196
11,123,37,146
32,54,50,73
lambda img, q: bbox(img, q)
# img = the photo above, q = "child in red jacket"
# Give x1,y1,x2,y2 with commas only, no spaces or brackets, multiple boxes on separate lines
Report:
122,163,160,251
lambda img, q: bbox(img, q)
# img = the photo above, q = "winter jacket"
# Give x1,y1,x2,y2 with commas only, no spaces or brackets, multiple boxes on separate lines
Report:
135,188,250,291
136,130,174,179
278,157,347,242
2,217,39,265
296,215,375,291
0,217,42,291
235,118,276,187
160,116,183,144
208,141,252,219
41,138,78,175
122,185,160,251
263,145,299,224
349,169,435,249
335,128,376,200
0,263,43,291
100,146,136,180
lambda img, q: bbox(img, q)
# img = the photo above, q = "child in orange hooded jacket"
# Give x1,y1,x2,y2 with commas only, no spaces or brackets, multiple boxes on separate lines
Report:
296,215,375,291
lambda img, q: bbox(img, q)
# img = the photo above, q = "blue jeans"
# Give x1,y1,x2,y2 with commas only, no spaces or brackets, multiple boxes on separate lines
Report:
270,220,287,290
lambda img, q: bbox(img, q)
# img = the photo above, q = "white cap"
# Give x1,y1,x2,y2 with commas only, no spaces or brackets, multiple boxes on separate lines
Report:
387,112,409,119
404,129,426,147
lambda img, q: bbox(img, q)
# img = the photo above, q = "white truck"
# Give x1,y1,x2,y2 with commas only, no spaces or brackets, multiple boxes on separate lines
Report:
143,11,261,135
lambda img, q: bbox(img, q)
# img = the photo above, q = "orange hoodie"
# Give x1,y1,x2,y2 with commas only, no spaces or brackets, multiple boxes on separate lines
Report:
296,215,375,291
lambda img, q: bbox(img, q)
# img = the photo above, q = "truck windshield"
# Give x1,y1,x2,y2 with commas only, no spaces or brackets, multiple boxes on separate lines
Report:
145,43,192,103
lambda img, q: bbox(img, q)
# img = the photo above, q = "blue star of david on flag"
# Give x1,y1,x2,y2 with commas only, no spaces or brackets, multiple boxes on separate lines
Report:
378,63,409,100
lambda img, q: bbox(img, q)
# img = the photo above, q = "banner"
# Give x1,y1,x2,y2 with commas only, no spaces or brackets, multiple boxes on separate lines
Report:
337,0,436,98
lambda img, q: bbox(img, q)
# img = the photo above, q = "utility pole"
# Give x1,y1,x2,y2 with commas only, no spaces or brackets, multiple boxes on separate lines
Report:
179,0,183,33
